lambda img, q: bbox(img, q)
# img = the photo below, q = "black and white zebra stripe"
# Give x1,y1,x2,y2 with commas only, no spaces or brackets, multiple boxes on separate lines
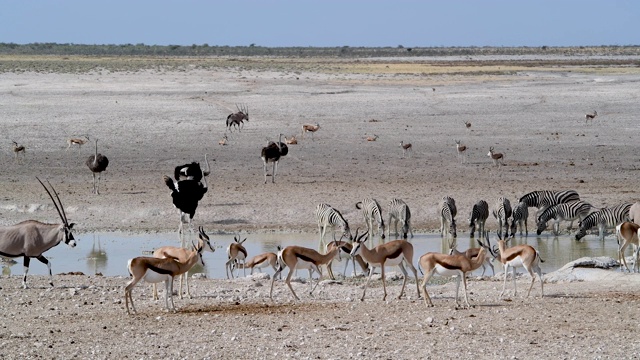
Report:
355,198,386,241
387,198,413,239
519,190,580,213
315,203,352,252
536,200,592,236
492,197,512,239
440,196,457,238
510,201,529,237
468,200,489,238
575,203,632,241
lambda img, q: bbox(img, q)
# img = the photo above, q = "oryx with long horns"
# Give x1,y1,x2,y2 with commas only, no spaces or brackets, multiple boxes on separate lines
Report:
0,178,77,288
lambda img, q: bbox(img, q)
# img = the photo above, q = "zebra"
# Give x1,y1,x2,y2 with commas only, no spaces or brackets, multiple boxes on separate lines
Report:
468,200,489,238
387,198,413,239
575,203,632,241
492,197,512,239
440,196,457,238
510,201,529,237
315,203,352,252
519,190,580,217
355,198,386,243
536,201,593,236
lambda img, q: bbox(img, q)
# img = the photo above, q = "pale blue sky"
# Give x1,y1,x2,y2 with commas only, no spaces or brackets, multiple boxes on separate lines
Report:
1,1,638,47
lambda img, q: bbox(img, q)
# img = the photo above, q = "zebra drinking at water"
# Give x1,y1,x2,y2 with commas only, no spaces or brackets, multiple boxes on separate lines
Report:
519,190,580,216
510,201,529,237
536,201,593,236
468,200,489,238
440,196,457,238
355,198,386,243
315,203,352,252
387,198,413,239
574,203,632,241
493,197,512,239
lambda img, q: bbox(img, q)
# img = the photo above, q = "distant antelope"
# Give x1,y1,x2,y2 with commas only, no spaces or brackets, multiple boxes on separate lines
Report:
487,147,504,166
12,141,25,161
67,135,89,150
226,104,249,132
284,135,298,145
301,123,320,140
218,134,228,146
455,140,467,163
464,121,471,130
585,110,597,124
366,134,378,141
400,141,412,158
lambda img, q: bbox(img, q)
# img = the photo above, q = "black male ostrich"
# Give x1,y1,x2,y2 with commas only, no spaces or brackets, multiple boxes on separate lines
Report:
86,138,109,194
163,155,211,234
261,134,288,184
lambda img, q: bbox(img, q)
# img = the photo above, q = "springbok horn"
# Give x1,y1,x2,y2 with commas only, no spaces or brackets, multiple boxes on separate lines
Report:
36,177,67,226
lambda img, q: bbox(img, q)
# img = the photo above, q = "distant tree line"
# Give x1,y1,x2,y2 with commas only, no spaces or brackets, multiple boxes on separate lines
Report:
1,42,639,57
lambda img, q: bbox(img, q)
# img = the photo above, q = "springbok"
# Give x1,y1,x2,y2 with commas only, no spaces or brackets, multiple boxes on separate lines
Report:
400,141,412,158
366,134,379,141
124,241,205,314
324,240,369,279
301,123,320,140
585,110,597,124
67,135,89,150
464,121,472,130
0,178,76,288
487,147,504,166
615,222,640,273
12,141,25,161
349,230,420,301
269,238,344,301
447,237,494,276
479,232,544,298
152,226,214,300
218,134,228,146
232,251,279,276
420,243,487,308
226,104,249,132
225,235,247,278
284,135,298,145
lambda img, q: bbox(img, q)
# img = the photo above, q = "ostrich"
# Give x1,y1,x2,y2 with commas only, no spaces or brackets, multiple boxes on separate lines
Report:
163,155,211,235
86,138,109,194
261,134,288,184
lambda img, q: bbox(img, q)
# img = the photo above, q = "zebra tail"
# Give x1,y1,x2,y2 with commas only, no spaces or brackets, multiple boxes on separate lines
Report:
355,202,363,210
536,251,545,263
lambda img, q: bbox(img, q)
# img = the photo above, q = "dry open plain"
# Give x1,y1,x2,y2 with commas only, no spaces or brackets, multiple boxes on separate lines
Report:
1,54,640,358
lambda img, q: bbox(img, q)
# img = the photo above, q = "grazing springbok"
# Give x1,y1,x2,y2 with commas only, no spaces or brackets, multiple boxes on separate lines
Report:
479,232,544,298
349,230,421,301
284,135,298,145
269,238,343,301
125,242,205,314
420,243,487,308
152,226,214,300
226,104,249,132
67,135,89,150
12,141,25,161
301,123,320,140
225,235,247,279
447,237,494,276
232,251,279,276
218,134,228,146
615,222,640,273
366,134,379,141
325,240,369,279
487,147,504,166
400,141,412,158
0,178,76,288
584,110,597,124
455,140,467,163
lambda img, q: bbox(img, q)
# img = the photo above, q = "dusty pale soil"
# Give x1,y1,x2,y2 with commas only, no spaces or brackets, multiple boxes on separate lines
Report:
1,56,640,358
